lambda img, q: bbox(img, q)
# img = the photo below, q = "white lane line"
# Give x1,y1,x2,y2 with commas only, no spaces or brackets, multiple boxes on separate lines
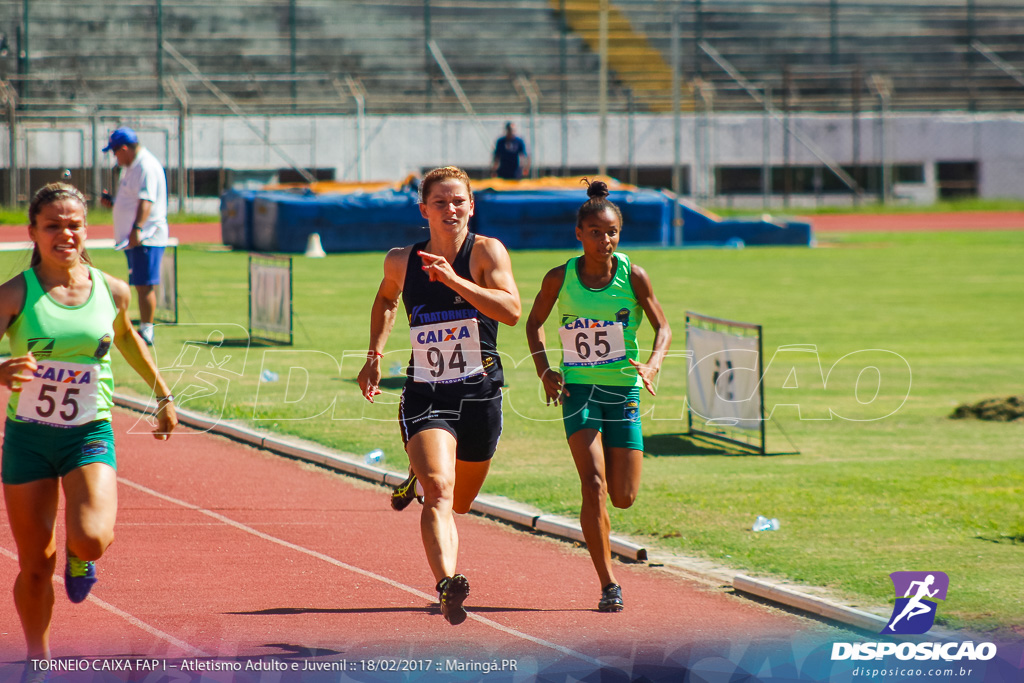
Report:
0,545,208,657
118,522,326,527
120,477,604,667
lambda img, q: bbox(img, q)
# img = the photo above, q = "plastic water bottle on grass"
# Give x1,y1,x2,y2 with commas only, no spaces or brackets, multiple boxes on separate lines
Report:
752,515,780,532
364,449,384,466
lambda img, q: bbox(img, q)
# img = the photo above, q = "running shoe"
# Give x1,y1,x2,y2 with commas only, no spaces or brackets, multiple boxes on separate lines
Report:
438,574,470,625
598,583,624,612
390,472,421,511
64,554,97,604
19,662,51,683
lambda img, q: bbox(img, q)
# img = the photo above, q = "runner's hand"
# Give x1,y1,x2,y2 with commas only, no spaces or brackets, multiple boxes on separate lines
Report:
358,358,383,403
540,367,569,406
418,250,458,287
153,401,178,440
629,358,658,396
0,353,37,391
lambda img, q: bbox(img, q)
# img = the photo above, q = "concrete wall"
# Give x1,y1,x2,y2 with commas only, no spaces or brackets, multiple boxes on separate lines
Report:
4,112,1023,210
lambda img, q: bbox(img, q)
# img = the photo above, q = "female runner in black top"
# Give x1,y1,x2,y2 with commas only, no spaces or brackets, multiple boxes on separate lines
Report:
358,167,520,625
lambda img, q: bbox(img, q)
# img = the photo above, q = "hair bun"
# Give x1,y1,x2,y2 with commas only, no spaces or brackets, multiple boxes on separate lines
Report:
583,178,610,200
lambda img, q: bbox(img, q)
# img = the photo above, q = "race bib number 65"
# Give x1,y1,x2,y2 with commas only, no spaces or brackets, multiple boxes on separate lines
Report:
15,360,101,427
559,319,627,367
410,318,484,384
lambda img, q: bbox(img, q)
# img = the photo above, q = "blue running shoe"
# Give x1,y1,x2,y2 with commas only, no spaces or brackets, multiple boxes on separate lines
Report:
64,554,97,603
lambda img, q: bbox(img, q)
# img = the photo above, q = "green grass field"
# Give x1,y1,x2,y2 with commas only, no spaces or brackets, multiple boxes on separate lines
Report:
2,227,1021,635
0,206,218,226
712,197,1024,217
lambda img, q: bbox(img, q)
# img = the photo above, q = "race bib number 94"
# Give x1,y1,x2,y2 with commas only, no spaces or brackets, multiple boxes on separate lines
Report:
15,361,101,427
410,318,484,384
559,319,627,367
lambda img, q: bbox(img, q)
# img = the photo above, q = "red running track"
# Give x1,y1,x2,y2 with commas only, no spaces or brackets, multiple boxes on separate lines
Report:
0,224,222,246
0,399,841,682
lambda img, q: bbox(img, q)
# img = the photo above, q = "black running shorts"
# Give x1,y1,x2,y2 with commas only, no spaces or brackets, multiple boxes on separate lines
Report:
398,387,503,462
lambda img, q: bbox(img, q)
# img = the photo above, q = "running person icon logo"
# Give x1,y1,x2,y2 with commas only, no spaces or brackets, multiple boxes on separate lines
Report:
882,571,949,634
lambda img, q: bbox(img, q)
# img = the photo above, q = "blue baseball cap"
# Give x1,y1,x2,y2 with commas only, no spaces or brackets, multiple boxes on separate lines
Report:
102,127,138,152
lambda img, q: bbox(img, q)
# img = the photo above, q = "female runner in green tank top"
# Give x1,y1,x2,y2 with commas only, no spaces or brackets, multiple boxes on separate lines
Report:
0,183,177,671
525,179,671,613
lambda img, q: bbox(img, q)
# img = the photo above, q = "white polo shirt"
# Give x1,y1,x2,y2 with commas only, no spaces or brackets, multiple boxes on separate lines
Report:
113,146,169,246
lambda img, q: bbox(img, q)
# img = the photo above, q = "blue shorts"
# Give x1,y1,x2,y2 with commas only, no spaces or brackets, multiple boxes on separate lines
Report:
126,246,164,286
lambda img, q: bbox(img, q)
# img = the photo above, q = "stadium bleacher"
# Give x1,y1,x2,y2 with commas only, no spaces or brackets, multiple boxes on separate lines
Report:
1,0,1023,115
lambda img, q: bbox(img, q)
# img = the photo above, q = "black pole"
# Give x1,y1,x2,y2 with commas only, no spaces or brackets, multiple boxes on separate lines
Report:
290,0,297,108
424,0,432,111
830,0,839,69
966,0,976,112
560,0,568,175
157,0,164,107
694,0,703,80
852,66,861,205
19,0,28,103
783,66,791,207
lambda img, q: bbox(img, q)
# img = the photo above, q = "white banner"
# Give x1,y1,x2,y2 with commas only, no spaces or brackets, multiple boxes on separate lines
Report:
155,245,177,323
250,259,292,337
687,326,762,431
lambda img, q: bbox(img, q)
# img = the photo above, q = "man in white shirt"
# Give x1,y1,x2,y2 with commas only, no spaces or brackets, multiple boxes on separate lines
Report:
100,127,169,346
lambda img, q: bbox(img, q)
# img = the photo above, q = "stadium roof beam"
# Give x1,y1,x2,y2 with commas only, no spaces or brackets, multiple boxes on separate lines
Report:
161,40,316,184
426,39,491,150
698,40,863,199
972,41,1024,90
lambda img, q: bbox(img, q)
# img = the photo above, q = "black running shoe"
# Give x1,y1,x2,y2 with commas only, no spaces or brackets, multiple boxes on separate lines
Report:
438,574,471,625
598,583,623,612
390,472,421,511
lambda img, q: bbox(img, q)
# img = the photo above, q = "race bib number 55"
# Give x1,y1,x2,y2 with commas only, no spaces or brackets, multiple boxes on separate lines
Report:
410,319,484,384
559,319,627,367
15,360,101,427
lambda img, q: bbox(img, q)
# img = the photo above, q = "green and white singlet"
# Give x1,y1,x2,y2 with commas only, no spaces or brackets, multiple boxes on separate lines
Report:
556,252,644,387
6,267,117,426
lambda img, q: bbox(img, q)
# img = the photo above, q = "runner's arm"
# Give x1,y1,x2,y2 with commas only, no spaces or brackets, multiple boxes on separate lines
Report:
525,266,567,405
106,273,178,438
128,199,153,248
0,275,36,390
629,265,672,396
451,236,521,326
358,247,406,402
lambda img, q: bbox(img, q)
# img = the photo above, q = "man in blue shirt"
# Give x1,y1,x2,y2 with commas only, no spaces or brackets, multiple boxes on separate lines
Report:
490,122,530,180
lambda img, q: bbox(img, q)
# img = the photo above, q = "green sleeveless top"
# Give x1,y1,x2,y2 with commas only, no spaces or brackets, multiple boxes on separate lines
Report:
6,267,117,424
556,252,644,387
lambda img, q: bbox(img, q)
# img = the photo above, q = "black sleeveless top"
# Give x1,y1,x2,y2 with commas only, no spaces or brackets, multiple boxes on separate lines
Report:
402,233,503,399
